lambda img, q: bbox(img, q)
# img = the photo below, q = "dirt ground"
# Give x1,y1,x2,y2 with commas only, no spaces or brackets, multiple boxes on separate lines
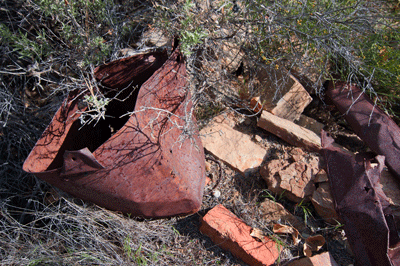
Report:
195,99,358,265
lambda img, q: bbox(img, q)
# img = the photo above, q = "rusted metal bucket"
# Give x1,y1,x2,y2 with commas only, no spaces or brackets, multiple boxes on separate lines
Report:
23,47,206,218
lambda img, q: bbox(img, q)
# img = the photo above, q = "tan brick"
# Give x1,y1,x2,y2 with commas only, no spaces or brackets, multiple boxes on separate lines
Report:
258,111,321,152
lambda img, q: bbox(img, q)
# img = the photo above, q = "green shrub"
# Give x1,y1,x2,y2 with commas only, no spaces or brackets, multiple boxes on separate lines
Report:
0,24,52,60
244,0,399,116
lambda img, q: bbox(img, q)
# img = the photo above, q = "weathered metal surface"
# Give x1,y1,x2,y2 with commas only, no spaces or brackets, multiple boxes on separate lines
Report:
321,131,400,266
23,47,206,218
326,81,400,181
94,50,168,90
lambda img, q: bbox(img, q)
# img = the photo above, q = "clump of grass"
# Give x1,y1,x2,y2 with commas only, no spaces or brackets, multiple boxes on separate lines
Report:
0,195,179,265
294,199,314,226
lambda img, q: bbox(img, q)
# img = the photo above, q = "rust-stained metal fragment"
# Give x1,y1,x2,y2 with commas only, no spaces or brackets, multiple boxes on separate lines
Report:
23,47,206,218
321,130,400,266
94,50,168,90
326,81,400,180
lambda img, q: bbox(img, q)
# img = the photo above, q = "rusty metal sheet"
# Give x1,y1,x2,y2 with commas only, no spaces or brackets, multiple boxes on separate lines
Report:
94,50,168,90
321,130,400,266
23,47,206,218
326,81,400,181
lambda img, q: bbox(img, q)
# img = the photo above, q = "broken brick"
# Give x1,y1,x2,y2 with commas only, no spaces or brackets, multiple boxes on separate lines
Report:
200,204,280,266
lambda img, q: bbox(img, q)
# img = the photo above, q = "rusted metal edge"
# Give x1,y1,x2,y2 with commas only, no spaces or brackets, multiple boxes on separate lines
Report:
326,81,400,181
321,130,400,266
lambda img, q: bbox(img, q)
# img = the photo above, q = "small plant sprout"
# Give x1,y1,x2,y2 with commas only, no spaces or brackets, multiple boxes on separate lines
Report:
78,73,110,127
295,199,314,225
176,0,208,56
261,189,286,202
181,28,208,56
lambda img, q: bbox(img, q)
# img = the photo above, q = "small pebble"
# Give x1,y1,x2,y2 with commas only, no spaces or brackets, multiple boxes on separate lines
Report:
212,190,221,198
255,135,263,143
205,161,212,172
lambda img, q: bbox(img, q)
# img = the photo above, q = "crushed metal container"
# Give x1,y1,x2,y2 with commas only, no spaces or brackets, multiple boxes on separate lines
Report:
23,46,206,218
326,81,400,181
321,131,400,266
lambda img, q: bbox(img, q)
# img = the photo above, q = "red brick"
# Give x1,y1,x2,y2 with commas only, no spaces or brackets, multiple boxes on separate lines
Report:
200,204,280,266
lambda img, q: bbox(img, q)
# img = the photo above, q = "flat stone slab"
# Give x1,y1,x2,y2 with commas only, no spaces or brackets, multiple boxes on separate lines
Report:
200,112,267,175
311,182,339,225
258,110,321,152
260,199,308,233
252,66,312,121
288,252,339,266
375,164,400,225
200,204,280,266
260,149,320,202
295,114,325,136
